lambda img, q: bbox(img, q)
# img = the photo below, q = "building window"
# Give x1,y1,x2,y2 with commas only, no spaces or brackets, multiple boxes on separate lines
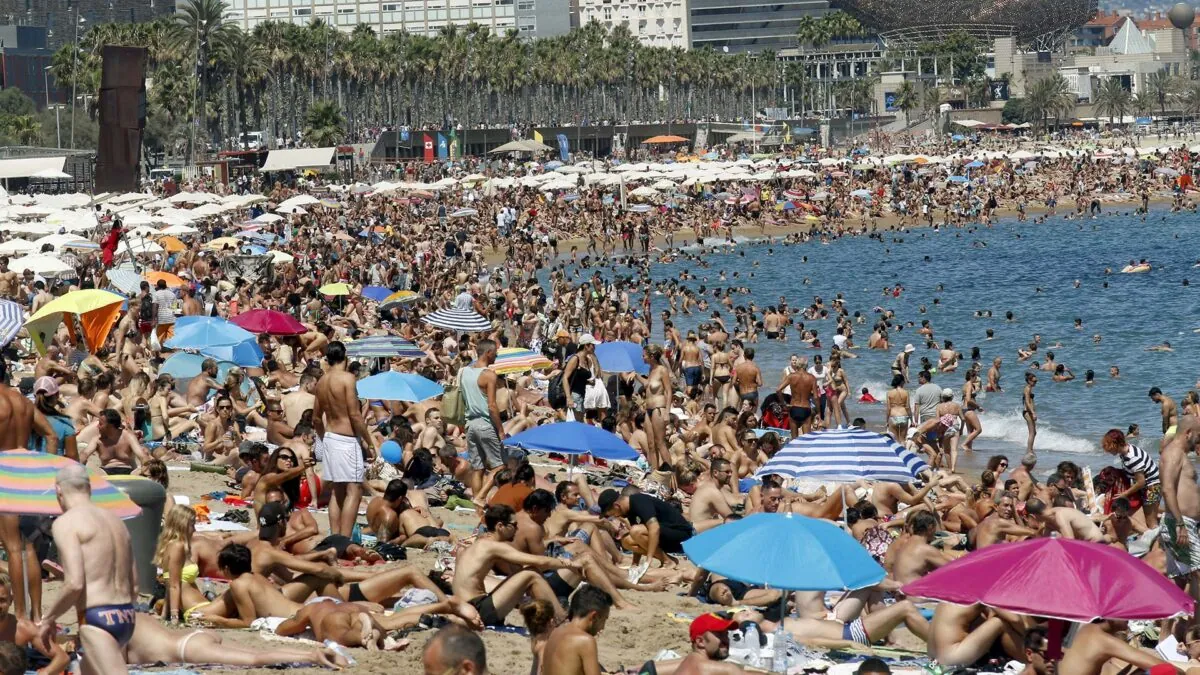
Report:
603,7,611,19
517,0,534,10
383,3,398,9
518,17,535,31
338,7,355,12
294,7,311,15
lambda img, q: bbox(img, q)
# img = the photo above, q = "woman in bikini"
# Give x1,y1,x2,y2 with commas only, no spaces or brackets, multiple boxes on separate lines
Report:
153,505,210,625
1022,371,1038,455
961,369,983,452
885,374,911,443
148,374,200,442
642,344,672,471
710,347,734,408
829,354,850,429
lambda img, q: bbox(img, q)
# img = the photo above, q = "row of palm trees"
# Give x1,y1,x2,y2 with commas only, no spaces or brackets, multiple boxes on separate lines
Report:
48,0,885,155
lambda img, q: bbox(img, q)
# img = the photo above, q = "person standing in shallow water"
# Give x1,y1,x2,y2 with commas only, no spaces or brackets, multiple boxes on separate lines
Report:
1022,372,1037,455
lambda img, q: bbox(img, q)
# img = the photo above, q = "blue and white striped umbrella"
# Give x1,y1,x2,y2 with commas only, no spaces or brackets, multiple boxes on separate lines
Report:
755,428,929,483
106,269,142,296
345,335,426,359
0,300,23,347
420,308,491,333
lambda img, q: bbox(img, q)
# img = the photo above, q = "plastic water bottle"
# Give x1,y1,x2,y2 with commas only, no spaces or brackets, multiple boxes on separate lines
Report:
727,628,745,660
323,639,357,667
771,624,789,673
742,623,762,668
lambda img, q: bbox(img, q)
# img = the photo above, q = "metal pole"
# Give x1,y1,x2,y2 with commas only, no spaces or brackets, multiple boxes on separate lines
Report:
69,9,81,149
55,106,61,148
43,65,49,108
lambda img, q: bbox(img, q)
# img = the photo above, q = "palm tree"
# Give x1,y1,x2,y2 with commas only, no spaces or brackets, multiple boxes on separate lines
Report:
1144,70,1176,117
1182,81,1200,122
895,81,918,126
1131,92,1154,117
1025,74,1076,132
5,115,40,144
1093,78,1131,125
303,99,345,146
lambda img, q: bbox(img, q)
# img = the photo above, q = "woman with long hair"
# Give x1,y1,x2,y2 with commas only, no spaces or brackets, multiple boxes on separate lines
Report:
153,505,209,625
28,377,78,460
1022,372,1038,455
252,446,312,515
148,373,200,441
829,354,850,428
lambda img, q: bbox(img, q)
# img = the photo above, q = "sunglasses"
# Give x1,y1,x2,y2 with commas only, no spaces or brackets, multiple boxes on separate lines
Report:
279,455,297,462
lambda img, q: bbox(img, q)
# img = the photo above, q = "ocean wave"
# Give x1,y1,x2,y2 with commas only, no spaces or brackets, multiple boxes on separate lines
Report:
859,380,891,398
679,235,756,252
976,411,1097,455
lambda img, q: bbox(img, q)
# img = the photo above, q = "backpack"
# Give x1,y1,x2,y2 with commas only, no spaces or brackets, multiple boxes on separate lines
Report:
547,371,567,410
440,370,466,428
138,295,155,322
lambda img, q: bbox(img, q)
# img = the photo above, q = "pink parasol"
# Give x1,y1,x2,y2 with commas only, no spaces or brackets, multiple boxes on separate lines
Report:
902,538,1193,622
231,309,307,336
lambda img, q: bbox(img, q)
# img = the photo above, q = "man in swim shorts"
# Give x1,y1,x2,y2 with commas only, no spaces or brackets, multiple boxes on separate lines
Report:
313,341,377,538
1159,417,1200,641
778,356,817,438
36,464,138,675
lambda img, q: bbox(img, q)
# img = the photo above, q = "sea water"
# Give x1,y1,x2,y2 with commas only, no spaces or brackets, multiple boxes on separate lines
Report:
647,210,1200,472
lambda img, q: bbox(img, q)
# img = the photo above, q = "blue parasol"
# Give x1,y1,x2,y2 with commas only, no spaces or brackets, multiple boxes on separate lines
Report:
595,341,650,375
505,421,639,461
355,371,443,402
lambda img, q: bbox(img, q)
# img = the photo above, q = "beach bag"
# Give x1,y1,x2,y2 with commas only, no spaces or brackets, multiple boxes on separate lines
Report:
441,371,466,428
547,372,567,410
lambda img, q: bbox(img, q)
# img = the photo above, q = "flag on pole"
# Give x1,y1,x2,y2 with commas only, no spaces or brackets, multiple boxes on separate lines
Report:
437,132,449,159
422,134,434,162
448,128,459,159
533,129,544,145
556,133,569,162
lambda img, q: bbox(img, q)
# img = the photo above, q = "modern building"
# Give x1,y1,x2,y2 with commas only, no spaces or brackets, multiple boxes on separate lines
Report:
576,0,689,47
688,0,830,53
0,0,174,50
222,0,570,39
0,25,63,108
838,0,1096,49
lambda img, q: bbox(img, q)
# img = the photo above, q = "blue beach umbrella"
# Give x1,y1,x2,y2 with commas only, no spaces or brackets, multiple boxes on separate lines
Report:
160,353,247,394
0,300,22,347
166,317,257,350
966,160,985,168
683,512,885,591
356,371,443,402
199,339,264,368
361,286,393,302
345,335,426,359
595,341,650,375
948,175,969,183
504,421,638,461
756,428,929,483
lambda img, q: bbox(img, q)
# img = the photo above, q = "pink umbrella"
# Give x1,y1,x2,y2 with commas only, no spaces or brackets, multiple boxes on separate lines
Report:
902,538,1193,622
231,309,307,336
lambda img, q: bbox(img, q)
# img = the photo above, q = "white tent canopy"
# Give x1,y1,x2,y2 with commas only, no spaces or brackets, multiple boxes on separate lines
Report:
260,147,336,173
0,156,67,180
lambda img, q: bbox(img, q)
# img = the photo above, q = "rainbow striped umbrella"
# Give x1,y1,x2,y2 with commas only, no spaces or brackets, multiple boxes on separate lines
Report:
490,347,553,375
380,290,420,312
0,450,141,519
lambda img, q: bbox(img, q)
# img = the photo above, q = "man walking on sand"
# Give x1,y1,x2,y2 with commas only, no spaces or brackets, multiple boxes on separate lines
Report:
313,341,377,537
35,464,137,675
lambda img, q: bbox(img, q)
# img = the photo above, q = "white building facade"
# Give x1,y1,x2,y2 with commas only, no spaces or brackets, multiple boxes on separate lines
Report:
576,0,689,47
222,0,520,37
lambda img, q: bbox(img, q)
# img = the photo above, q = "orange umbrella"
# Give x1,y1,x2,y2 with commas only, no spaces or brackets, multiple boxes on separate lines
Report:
643,135,689,144
157,236,187,253
144,271,186,288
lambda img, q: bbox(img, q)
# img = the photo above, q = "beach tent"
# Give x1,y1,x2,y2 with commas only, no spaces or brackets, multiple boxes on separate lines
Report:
25,289,124,354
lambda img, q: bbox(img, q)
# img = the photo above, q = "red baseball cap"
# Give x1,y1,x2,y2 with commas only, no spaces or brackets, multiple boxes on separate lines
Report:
689,613,737,642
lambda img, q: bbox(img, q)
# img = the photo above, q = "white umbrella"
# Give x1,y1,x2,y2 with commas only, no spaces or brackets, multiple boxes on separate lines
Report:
268,250,295,264
277,194,319,208
31,168,72,179
0,239,35,254
160,224,199,236
253,213,283,224
9,254,72,276
275,205,307,215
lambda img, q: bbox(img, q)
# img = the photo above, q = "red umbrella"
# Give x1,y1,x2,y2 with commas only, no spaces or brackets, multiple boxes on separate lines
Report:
231,309,307,336
902,538,1193,622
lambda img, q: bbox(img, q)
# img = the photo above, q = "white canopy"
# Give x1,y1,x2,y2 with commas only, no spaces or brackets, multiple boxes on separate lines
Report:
260,147,336,173
0,156,67,180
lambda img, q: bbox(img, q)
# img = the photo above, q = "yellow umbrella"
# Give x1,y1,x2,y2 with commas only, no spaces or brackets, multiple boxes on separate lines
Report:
157,235,187,253
25,289,124,354
205,237,241,251
319,282,351,296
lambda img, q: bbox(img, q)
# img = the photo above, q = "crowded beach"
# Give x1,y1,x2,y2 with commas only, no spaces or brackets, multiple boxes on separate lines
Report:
0,124,1199,675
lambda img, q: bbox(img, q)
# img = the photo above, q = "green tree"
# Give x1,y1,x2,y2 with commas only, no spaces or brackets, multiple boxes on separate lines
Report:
1093,78,1131,125
1144,70,1176,117
1001,97,1028,124
303,99,345,146
894,81,918,125
1025,74,1076,132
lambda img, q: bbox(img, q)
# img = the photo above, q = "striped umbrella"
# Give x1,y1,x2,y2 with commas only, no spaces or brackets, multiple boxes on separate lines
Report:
106,269,142,296
491,347,553,375
0,300,24,347
0,450,141,519
755,428,929,483
420,308,491,333
379,290,420,312
345,335,426,359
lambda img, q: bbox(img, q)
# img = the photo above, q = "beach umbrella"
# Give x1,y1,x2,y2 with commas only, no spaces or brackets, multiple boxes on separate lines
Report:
755,428,929,483
902,538,1193,622
965,160,986,168
505,421,639,461
449,208,478,218
144,271,186,288
24,289,124,355
157,236,187,253
355,371,443,402
421,308,491,333
198,338,264,368
268,250,295,264
595,341,650,375
683,512,884,591
106,269,142,296
643,135,689,144
491,347,553,375
10,254,73,277
319,282,351,296
948,175,969,183
380,290,420,312
231,309,307,336
0,450,140,519
165,316,256,350
849,188,872,199
345,335,425,359
361,286,393,302
0,300,23,347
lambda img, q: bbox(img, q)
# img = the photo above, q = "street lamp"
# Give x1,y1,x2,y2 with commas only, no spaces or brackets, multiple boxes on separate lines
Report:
69,12,85,149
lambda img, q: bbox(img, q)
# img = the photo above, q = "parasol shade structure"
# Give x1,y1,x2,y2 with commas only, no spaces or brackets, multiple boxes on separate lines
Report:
490,347,553,375
683,512,885,591
166,316,257,350
231,309,307,336
421,308,491,332
505,421,639,461
0,450,141,519
355,371,443,402
24,289,124,355
642,135,689,144
0,300,23,347
595,341,650,375
902,538,1194,622
345,335,426,359
756,428,929,483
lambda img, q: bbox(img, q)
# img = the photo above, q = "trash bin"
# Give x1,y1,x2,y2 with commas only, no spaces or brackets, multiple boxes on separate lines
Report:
107,476,166,595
